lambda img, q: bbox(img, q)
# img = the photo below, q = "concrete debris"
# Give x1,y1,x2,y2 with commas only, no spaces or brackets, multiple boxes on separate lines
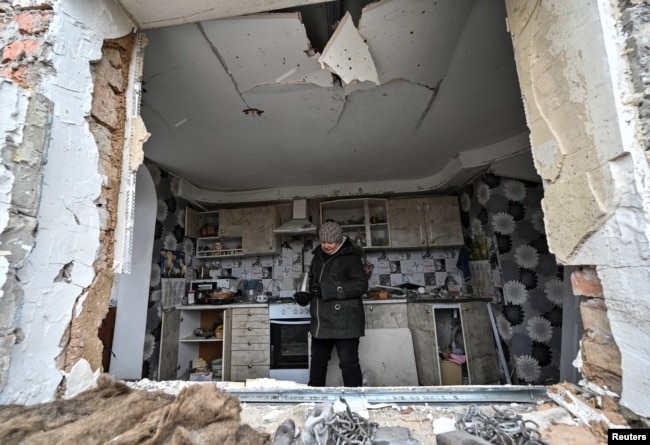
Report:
372,426,422,445
319,11,379,86
272,418,296,445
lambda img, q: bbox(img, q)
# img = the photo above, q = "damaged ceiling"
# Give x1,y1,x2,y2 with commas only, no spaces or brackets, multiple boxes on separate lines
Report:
124,0,535,200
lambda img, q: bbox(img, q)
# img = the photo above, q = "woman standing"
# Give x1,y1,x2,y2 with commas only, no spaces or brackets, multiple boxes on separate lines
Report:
306,221,368,387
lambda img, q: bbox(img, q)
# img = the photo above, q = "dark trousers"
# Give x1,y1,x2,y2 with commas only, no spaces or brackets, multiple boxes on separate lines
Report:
309,337,363,387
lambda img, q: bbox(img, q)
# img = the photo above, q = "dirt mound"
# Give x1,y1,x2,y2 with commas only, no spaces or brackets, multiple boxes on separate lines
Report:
0,374,270,445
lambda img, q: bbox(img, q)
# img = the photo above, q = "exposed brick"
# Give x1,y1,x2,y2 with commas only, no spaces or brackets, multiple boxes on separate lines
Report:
581,336,621,376
104,46,123,70
91,79,120,130
580,298,612,334
2,38,40,62
0,65,29,88
15,11,51,34
570,267,603,297
95,54,124,93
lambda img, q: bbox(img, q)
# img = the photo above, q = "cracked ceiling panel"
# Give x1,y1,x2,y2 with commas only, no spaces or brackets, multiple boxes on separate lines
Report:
412,0,528,153
138,0,533,195
359,0,475,88
200,14,332,93
140,23,248,176
321,80,440,183
319,11,379,86
120,0,336,29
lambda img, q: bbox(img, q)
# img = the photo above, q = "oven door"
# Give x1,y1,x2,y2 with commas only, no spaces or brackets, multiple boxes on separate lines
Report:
269,319,310,370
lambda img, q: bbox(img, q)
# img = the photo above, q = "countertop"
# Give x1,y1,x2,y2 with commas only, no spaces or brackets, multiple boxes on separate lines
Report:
177,296,491,310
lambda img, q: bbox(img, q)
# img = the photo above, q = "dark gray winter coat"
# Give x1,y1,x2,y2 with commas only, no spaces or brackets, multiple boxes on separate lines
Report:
308,237,368,339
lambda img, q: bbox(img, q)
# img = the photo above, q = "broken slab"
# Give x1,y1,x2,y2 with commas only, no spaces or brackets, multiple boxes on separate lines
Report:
319,11,379,86
201,13,332,92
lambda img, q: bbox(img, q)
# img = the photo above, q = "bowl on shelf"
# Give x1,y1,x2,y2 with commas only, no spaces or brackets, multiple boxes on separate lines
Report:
193,327,213,338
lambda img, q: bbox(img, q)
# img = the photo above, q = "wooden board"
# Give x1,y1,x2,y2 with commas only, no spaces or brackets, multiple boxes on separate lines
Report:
324,328,418,387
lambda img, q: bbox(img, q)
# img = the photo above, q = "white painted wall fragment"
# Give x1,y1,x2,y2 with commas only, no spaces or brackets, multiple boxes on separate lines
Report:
110,165,157,379
64,359,101,400
0,0,134,405
506,0,650,417
319,12,379,86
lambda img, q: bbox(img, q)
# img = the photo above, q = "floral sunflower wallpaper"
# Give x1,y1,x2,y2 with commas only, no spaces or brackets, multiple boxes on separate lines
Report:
141,161,196,379
458,173,564,385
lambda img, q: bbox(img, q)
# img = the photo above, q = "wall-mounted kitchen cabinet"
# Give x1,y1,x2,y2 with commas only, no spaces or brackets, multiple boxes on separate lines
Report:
387,196,463,248
320,198,390,248
187,206,280,258
239,206,281,254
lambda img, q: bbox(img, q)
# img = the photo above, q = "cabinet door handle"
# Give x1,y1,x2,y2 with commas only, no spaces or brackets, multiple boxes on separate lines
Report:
248,326,252,331
369,307,374,311
248,341,252,346
248,363,253,368
425,309,431,314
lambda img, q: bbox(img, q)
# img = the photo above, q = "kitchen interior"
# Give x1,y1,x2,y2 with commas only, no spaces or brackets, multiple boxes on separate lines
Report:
106,0,569,390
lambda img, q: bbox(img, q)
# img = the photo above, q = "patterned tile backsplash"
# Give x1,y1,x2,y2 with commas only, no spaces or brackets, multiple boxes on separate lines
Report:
194,238,462,294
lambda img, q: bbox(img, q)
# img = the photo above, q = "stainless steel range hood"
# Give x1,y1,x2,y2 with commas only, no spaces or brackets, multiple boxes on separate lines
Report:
274,199,318,234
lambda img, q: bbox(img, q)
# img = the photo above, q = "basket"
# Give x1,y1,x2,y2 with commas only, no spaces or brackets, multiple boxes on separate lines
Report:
207,290,235,305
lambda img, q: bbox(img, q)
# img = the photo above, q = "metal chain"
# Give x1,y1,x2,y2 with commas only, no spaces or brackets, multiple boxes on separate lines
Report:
455,405,550,445
323,397,379,445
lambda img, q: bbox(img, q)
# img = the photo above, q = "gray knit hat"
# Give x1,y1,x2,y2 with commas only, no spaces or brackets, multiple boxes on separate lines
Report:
319,221,343,243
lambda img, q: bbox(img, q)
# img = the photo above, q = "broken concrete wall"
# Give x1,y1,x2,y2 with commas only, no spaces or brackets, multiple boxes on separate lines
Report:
0,0,133,404
505,0,650,417
571,267,621,393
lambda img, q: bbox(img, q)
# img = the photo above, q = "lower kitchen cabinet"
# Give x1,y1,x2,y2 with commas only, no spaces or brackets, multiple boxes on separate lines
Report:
325,300,417,387
175,305,230,380
364,300,408,329
407,300,500,386
229,306,270,381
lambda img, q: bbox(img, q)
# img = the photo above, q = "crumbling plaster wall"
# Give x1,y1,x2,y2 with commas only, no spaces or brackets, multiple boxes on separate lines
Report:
0,0,133,404
505,0,650,417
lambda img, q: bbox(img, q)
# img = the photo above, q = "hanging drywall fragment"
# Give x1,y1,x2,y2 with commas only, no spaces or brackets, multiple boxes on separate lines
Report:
318,11,379,86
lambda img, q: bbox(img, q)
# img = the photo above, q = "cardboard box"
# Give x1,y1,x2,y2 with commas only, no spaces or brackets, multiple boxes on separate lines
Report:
440,360,462,385
189,371,213,382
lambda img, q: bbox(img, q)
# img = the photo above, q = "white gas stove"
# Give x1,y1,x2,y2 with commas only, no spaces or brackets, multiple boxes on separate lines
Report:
268,299,310,319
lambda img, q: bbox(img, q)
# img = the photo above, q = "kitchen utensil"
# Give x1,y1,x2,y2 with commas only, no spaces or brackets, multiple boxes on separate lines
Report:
206,296,235,305
294,272,311,306
297,272,309,293
196,265,208,279
256,293,268,303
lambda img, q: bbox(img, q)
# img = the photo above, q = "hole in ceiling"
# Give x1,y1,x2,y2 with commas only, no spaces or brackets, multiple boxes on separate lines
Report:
276,0,375,53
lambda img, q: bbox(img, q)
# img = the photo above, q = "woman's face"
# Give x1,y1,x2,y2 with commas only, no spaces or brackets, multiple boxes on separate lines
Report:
321,241,341,255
